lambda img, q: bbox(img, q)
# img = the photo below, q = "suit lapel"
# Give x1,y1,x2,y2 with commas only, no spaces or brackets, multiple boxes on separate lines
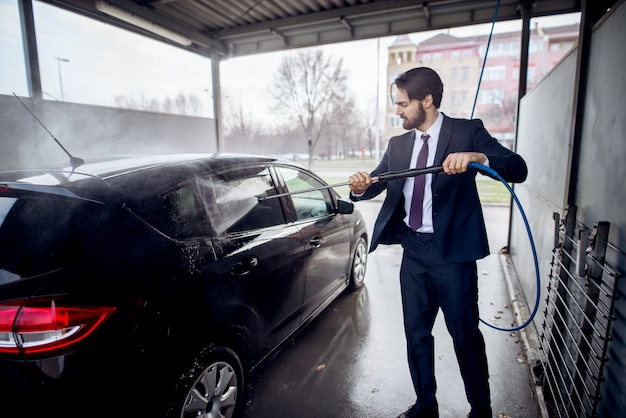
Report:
435,115,452,165
399,130,415,170
387,130,415,193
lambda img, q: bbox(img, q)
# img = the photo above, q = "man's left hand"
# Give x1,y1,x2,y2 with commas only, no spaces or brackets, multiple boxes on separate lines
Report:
441,152,487,174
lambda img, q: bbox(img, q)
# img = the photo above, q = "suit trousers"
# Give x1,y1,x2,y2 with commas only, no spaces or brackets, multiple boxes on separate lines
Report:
399,227,491,411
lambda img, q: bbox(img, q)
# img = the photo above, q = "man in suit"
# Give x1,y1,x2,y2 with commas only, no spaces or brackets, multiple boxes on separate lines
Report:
348,67,527,418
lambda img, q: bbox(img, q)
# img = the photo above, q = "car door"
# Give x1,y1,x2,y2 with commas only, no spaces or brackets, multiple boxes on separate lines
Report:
195,165,307,354
275,166,352,323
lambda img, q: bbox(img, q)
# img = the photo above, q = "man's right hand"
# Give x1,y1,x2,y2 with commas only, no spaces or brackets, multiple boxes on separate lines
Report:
348,171,372,195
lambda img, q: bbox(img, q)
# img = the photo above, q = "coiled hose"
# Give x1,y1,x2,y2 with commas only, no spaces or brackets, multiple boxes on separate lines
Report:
468,161,540,332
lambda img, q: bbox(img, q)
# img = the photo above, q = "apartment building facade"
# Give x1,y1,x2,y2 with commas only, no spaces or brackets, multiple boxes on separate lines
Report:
385,24,579,149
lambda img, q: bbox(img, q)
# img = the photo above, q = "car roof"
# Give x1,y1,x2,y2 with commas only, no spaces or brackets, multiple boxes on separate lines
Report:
1,153,281,181
0,153,289,202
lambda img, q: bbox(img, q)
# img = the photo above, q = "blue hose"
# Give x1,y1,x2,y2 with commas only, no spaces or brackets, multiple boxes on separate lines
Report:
466,0,535,331
468,161,541,332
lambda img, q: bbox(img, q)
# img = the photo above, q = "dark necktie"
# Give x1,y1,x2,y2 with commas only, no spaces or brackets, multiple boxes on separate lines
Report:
409,133,430,230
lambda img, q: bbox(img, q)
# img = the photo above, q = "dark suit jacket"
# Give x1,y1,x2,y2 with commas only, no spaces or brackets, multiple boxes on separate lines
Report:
352,115,527,263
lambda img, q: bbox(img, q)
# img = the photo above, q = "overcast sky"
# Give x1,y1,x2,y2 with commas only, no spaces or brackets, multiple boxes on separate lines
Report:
0,0,580,122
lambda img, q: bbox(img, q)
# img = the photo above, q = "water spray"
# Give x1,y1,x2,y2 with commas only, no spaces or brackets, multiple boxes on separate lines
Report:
12,92,85,170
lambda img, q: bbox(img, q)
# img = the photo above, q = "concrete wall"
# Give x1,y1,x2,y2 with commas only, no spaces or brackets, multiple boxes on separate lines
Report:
512,2,626,415
0,95,217,170
579,4,626,415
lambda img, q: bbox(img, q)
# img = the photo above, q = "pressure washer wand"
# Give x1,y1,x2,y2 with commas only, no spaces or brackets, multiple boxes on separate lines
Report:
259,165,443,201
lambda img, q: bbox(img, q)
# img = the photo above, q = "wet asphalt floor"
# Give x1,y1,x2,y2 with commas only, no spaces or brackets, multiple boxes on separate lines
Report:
240,199,541,418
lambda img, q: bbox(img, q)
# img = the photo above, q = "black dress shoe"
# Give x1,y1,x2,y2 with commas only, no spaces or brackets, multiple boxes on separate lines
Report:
397,401,439,418
466,407,492,418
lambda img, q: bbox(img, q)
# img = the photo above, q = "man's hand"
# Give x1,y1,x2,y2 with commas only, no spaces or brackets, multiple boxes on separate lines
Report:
348,171,372,194
442,152,487,174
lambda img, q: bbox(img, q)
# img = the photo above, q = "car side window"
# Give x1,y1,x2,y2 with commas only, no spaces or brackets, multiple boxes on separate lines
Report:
205,166,286,235
277,167,332,220
129,182,206,239
158,184,209,238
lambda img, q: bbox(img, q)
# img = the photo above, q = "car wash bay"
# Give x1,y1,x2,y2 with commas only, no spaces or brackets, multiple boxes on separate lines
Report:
240,198,541,418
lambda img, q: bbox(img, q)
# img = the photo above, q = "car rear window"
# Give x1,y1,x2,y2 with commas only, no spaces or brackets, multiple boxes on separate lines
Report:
0,197,16,227
0,196,95,283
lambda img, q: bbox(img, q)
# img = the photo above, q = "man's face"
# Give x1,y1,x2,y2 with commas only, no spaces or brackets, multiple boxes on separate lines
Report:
395,88,425,130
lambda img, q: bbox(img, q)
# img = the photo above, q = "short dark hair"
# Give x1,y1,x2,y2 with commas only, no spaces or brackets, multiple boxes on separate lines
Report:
391,67,444,108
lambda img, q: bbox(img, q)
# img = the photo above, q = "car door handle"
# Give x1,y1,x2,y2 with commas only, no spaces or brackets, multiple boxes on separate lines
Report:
309,236,323,248
231,256,258,276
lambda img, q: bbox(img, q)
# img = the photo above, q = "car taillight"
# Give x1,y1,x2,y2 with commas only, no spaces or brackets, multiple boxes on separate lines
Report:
0,299,116,358
0,184,15,197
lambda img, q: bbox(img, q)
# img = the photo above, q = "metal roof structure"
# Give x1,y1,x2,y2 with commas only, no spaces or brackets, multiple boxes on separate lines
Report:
39,0,581,59
23,0,589,151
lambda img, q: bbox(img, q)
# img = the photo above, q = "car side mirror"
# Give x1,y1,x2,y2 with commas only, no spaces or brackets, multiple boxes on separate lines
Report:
336,197,354,214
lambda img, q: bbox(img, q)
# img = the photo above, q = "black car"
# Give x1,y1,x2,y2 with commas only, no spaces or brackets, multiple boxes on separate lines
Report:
0,153,368,417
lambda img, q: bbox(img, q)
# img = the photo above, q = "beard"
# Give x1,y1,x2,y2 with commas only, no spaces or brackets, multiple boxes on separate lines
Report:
401,102,426,130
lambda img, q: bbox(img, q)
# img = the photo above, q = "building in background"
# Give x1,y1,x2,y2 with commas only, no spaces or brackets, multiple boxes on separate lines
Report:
385,23,579,149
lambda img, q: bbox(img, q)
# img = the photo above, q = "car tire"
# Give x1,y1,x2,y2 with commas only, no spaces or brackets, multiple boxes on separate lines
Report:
349,236,367,290
167,345,244,418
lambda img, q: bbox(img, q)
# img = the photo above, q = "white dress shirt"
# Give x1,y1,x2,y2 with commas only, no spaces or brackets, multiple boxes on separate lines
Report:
402,112,444,233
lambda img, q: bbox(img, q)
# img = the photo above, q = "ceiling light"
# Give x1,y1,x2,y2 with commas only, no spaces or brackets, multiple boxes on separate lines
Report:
94,1,192,46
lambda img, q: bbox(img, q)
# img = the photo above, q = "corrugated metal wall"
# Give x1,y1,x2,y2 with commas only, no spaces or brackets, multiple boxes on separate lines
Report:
581,2,626,415
512,2,626,416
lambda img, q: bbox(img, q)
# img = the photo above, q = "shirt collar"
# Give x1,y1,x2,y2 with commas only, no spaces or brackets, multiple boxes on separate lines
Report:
417,111,443,139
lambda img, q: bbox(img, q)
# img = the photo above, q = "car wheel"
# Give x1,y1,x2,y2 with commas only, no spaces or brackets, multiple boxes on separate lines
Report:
349,236,367,290
168,345,244,418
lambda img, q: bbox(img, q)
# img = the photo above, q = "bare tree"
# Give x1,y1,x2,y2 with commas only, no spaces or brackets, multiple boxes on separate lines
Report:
223,98,262,148
496,94,518,127
363,99,382,159
112,93,205,116
269,49,348,167
323,94,368,159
